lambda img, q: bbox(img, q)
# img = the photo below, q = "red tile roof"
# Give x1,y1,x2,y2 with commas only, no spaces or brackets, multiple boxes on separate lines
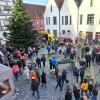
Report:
54,0,64,10
24,3,45,18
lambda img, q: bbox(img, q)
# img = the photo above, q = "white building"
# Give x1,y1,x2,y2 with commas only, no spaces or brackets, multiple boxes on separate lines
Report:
44,0,100,43
44,0,79,41
44,0,64,38
60,0,78,41
0,0,14,45
79,0,100,43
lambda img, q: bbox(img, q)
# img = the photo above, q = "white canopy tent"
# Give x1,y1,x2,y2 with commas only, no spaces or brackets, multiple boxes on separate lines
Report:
0,64,14,100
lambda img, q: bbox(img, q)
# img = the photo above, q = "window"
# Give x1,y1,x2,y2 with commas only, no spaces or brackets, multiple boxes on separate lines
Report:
13,0,16,3
53,30,57,37
87,14,94,25
51,5,52,12
0,21,1,27
80,15,83,25
90,0,93,7
0,79,11,98
0,7,2,13
48,17,50,25
62,30,65,34
46,17,48,25
65,16,68,25
99,18,100,24
53,17,57,25
62,16,64,25
47,29,50,33
69,16,72,25
46,17,50,25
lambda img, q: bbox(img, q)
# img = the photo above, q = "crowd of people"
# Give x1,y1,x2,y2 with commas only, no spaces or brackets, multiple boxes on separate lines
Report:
0,44,100,100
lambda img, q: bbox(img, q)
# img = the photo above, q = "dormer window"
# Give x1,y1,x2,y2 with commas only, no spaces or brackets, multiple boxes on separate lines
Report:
90,0,93,7
51,5,52,12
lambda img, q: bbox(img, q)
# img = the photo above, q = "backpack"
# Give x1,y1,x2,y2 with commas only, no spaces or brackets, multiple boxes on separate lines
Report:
92,89,98,96
81,82,88,91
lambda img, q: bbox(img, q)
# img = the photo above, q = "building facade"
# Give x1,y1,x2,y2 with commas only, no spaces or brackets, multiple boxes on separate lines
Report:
44,0,78,40
60,0,78,41
44,0,100,43
24,3,45,31
79,0,100,43
0,0,14,44
44,0,64,38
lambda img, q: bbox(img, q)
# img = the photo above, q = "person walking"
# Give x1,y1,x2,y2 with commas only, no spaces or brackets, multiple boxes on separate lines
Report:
31,70,38,80
88,81,93,96
51,57,57,69
73,67,79,83
12,62,20,81
36,56,41,68
16,50,21,59
91,85,98,100
61,69,67,88
41,71,47,87
92,48,97,62
49,57,52,69
65,88,72,100
85,53,91,67
41,54,46,68
55,73,62,91
80,67,84,84
63,46,67,59
31,77,40,99
55,65,59,80
23,67,30,83
81,79,89,98
73,84,80,100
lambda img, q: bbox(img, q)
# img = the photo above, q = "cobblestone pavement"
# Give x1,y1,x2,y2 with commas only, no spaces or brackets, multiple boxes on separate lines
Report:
13,49,100,100
14,62,75,100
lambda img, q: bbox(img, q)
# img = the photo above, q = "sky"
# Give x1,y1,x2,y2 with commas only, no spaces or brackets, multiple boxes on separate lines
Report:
23,0,48,5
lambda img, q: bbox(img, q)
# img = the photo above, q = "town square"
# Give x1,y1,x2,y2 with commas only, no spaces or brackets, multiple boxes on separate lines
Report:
0,0,100,100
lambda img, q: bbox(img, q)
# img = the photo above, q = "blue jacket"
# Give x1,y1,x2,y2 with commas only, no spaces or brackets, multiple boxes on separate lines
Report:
51,58,57,65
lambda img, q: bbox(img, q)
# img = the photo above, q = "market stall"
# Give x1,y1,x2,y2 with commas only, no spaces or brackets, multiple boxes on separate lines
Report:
0,64,14,100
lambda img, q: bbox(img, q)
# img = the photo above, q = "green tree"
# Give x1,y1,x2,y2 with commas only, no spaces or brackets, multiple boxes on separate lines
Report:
6,0,40,49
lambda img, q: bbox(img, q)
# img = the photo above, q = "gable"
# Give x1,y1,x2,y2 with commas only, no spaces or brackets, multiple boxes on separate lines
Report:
74,0,83,7
54,0,64,10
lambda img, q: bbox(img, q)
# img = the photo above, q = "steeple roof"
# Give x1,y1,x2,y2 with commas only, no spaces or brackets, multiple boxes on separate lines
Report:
74,0,82,7
54,0,64,10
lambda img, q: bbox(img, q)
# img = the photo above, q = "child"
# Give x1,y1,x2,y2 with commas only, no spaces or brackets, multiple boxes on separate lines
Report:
88,81,93,96
41,71,47,87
